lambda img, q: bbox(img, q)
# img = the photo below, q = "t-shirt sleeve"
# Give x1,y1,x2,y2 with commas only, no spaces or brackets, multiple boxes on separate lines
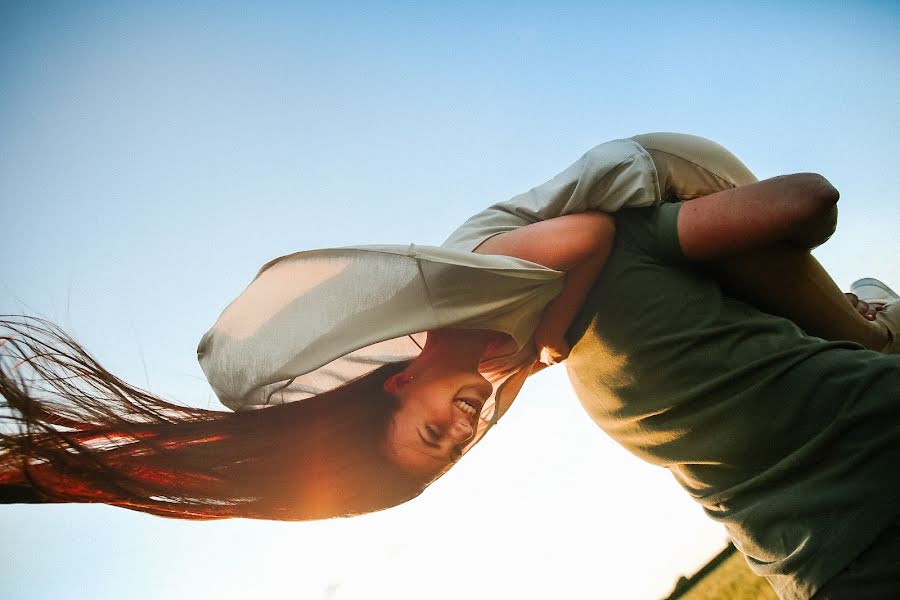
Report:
653,201,688,263
442,139,661,252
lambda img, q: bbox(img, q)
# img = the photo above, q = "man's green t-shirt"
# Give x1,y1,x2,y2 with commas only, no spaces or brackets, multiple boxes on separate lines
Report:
566,203,900,600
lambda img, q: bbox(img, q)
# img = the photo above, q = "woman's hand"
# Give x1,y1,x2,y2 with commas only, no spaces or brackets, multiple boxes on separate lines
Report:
845,292,885,321
534,324,571,366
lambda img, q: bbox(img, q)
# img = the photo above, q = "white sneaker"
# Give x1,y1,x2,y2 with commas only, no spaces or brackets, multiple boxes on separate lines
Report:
850,277,899,304
874,301,900,354
851,278,900,354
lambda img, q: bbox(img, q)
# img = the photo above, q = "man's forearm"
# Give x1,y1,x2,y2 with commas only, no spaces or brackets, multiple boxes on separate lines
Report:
791,203,837,250
677,173,840,261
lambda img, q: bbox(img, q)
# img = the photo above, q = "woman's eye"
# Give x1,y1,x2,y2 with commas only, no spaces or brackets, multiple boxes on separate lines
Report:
425,425,441,440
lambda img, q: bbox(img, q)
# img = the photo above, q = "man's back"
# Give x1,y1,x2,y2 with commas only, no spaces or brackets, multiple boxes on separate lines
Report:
564,204,900,600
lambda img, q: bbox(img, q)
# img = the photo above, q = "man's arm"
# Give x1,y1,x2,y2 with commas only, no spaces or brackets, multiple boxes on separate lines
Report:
676,173,839,260
675,173,891,350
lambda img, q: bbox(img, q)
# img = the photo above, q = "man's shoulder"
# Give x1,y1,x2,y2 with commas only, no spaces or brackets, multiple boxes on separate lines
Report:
612,203,684,263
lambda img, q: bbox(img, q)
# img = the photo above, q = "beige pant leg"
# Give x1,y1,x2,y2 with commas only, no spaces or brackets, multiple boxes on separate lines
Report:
629,132,758,198
629,133,888,350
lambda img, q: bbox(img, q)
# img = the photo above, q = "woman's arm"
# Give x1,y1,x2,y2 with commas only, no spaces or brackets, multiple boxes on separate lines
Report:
473,212,616,364
532,245,612,364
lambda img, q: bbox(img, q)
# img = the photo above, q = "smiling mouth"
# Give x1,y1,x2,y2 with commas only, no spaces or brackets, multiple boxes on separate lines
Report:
453,398,482,423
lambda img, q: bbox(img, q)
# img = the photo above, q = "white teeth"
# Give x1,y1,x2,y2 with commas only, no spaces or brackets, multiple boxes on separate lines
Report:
454,399,477,415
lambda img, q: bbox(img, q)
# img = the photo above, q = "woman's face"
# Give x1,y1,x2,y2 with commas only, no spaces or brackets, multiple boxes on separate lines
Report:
381,357,493,477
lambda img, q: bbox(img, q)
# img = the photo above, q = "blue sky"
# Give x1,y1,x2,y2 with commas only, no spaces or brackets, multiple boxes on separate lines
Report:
2,2,898,599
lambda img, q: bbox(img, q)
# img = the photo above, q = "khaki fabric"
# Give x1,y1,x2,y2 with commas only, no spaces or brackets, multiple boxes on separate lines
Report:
628,132,758,196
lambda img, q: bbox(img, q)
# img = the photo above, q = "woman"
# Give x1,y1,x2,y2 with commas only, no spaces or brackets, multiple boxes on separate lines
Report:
1,134,897,597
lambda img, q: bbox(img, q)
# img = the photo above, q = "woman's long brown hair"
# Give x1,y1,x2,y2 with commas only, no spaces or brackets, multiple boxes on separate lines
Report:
0,316,423,520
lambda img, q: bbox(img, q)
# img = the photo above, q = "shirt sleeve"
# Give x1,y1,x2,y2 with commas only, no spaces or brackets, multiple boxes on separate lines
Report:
196,244,562,411
653,201,688,263
442,139,661,252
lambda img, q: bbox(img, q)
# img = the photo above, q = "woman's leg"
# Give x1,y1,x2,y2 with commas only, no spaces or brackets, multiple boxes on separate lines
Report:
630,132,890,351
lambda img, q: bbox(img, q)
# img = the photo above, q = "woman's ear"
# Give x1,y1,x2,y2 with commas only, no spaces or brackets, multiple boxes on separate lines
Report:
383,372,406,394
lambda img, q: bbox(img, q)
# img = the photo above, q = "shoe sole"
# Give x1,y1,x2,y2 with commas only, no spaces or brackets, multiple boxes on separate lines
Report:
850,278,899,304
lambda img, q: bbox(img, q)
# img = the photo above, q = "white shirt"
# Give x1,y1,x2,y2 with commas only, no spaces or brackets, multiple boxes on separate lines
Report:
197,138,659,450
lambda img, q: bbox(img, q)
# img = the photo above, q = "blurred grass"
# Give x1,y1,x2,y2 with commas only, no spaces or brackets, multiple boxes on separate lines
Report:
668,550,778,600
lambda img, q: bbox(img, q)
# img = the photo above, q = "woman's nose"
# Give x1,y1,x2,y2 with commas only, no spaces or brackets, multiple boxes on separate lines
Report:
474,374,493,400
447,419,475,444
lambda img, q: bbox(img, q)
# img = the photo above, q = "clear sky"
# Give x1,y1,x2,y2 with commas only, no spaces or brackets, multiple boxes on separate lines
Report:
1,2,898,599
